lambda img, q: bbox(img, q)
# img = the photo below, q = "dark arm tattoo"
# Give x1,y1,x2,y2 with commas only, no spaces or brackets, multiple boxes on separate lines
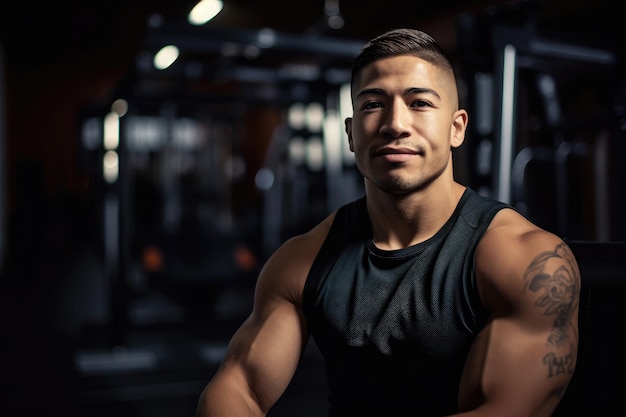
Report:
523,242,580,378
543,343,577,378
523,242,580,347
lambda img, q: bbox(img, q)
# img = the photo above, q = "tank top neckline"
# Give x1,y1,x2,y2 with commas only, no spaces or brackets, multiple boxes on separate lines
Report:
365,187,472,260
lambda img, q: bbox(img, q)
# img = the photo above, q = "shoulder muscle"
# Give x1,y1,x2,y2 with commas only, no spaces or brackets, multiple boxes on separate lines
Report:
254,211,336,309
477,209,580,312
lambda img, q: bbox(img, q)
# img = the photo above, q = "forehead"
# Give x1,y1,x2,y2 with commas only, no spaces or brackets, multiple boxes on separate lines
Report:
355,55,443,85
353,55,451,97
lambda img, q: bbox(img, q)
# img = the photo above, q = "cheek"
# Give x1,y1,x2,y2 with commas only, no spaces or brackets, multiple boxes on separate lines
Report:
356,113,381,131
351,143,369,168
423,119,454,150
348,122,371,148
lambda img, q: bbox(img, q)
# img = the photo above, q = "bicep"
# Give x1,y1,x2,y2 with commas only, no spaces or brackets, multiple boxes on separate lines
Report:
215,300,307,412
459,231,581,417
460,313,577,416
199,236,317,415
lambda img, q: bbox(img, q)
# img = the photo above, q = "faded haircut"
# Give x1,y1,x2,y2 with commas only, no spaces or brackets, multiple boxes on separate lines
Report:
351,28,456,88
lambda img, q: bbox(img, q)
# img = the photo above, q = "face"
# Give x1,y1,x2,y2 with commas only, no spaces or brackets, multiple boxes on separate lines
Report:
345,55,468,195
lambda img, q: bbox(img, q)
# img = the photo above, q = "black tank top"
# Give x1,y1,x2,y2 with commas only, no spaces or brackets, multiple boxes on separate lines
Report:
302,188,509,416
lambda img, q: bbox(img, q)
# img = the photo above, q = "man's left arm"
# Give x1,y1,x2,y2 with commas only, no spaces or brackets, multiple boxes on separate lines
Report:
455,217,581,417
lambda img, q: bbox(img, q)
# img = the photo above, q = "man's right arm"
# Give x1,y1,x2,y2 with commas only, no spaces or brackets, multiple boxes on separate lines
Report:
195,216,334,416
195,305,305,416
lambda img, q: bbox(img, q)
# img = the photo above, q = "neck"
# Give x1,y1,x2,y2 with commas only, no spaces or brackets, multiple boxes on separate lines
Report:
365,182,466,250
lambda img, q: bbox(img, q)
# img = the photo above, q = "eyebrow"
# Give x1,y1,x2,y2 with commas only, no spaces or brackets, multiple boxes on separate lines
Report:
355,87,441,101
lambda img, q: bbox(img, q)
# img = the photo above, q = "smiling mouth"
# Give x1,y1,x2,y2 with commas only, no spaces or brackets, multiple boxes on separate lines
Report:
373,147,421,157
371,149,421,165
379,153,416,163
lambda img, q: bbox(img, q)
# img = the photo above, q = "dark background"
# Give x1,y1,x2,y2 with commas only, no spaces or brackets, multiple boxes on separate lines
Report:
1,0,625,416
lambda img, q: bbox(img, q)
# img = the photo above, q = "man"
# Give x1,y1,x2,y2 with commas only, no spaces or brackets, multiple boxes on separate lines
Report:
196,28,580,417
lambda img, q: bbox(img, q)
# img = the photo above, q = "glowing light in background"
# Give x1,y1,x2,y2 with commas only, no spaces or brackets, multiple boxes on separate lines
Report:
305,102,324,133
153,45,179,70
288,103,306,130
188,0,224,26
327,14,344,29
111,98,128,117
323,110,341,169
288,136,306,166
306,136,324,171
102,100,127,183
103,112,119,150
257,28,276,48
324,0,344,30
255,168,275,190
103,150,119,183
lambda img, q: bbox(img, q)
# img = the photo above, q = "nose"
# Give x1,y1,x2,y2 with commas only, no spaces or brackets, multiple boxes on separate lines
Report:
379,99,410,139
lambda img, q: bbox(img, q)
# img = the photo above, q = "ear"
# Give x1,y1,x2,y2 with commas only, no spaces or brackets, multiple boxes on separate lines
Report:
345,117,354,152
450,109,468,149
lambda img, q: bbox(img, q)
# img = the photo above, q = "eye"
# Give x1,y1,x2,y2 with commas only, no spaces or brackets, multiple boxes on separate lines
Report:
361,101,383,110
411,99,431,108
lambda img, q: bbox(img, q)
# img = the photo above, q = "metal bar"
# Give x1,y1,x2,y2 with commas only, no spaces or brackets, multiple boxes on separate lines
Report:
593,130,611,240
496,44,517,204
0,43,6,277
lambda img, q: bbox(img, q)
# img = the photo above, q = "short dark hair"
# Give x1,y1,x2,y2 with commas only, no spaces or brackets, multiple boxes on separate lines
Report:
351,28,455,87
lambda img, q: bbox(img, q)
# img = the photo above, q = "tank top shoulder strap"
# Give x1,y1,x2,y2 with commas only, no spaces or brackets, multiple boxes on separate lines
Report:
459,188,511,230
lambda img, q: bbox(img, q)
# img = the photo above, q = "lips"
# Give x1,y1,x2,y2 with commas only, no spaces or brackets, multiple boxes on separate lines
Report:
373,146,420,157
372,146,422,163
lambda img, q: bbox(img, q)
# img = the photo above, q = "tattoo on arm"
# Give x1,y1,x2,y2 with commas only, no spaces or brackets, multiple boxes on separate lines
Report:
523,242,580,377
543,344,577,378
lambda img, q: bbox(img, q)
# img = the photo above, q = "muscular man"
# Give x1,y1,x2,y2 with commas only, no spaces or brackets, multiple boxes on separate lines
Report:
196,28,580,417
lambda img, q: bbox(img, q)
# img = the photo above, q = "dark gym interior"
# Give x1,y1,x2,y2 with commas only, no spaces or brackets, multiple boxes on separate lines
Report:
1,0,625,416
